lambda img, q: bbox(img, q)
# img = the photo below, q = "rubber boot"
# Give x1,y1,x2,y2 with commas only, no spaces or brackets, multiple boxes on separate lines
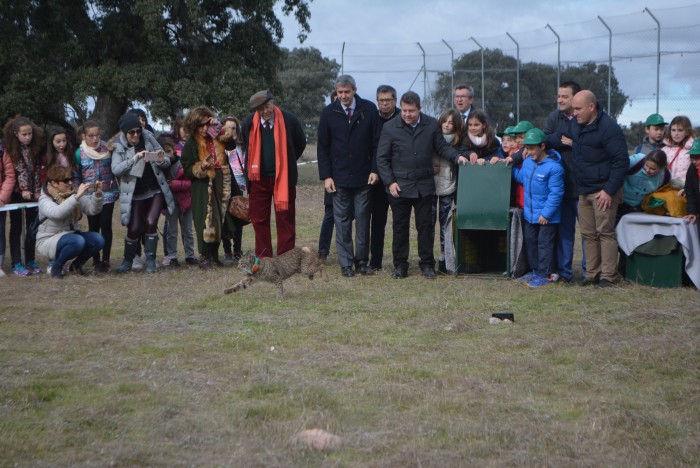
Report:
144,233,158,274
211,242,224,267
117,237,139,274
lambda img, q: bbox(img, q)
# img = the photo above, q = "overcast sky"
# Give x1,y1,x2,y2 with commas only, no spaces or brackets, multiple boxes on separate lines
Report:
278,0,700,126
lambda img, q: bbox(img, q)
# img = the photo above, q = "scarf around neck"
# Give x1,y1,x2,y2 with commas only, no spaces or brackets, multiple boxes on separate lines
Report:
80,141,111,160
247,106,290,211
468,133,487,148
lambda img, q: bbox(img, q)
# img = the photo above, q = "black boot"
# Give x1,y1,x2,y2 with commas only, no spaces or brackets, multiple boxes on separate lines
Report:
117,237,139,274
144,234,159,274
199,243,213,270
211,242,224,267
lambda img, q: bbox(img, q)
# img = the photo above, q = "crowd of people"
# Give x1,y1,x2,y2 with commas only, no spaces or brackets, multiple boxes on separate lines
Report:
1,77,698,288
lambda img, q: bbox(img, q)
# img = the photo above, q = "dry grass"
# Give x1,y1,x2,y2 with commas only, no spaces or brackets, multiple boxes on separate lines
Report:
1,165,699,466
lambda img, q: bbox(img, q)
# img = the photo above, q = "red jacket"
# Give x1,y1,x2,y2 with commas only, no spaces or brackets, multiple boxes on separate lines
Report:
168,164,192,213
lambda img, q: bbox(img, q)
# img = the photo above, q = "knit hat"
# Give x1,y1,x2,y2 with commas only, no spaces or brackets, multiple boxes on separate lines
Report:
118,112,142,133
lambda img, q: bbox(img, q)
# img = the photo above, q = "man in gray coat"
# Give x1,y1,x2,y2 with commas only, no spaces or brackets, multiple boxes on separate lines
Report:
376,91,468,279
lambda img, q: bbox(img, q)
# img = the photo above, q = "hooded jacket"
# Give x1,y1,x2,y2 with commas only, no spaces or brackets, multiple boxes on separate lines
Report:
513,149,565,224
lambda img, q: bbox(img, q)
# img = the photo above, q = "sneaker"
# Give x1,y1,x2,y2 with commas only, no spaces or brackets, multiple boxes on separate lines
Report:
528,275,553,288
170,258,181,267
162,256,172,267
26,260,42,275
12,263,30,276
224,253,234,261
132,254,145,271
185,257,198,266
549,273,560,283
517,271,538,282
0,266,5,277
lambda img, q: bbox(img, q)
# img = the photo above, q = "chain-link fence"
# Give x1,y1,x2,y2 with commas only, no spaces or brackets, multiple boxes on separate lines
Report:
324,4,700,128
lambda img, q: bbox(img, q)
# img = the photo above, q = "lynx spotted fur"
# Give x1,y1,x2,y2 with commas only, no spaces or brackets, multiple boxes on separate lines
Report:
224,247,329,299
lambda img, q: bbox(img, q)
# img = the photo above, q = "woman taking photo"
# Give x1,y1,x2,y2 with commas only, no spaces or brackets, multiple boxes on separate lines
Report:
36,166,105,278
111,112,174,273
180,107,237,269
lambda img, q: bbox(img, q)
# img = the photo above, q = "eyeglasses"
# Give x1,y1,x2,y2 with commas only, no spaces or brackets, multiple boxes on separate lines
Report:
127,128,142,136
59,178,72,184
198,121,212,128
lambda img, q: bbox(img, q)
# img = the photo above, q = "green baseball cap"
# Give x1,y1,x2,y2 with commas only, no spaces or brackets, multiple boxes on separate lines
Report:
497,126,516,137
513,120,534,134
645,113,666,126
689,139,700,156
522,128,547,145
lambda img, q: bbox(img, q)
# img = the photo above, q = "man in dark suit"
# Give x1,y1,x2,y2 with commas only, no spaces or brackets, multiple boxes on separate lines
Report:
377,91,468,279
317,75,382,277
241,90,306,258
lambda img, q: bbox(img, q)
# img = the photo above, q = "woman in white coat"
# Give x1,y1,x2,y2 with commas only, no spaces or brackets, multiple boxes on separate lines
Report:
37,166,105,278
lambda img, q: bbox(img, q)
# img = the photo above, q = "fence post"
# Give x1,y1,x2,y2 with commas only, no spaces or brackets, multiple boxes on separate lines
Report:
545,24,561,89
598,16,612,114
441,39,454,109
470,37,485,112
417,42,427,105
341,41,345,75
643,8,661,113
506,32,520,122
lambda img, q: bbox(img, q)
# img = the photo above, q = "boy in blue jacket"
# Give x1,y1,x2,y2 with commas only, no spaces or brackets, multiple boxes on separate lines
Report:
512,128,565,287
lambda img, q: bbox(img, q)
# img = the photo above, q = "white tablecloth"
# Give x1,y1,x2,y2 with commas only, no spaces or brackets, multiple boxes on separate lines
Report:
616,212,700,288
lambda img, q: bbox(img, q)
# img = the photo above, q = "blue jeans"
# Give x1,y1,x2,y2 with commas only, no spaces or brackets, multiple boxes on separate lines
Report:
54,231,105,271
523,220,557,278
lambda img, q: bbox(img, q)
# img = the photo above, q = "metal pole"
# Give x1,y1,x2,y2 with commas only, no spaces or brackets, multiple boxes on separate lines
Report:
470,37,485,110
598,16,612,114
643,8,661,113
417,42,427,103
341,41,345,75
506,32,520,122
545,24,561,89
441,39,454,109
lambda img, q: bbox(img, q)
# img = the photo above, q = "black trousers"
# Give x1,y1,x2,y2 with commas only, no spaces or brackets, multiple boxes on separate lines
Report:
368,183,389,269
388,194,434,269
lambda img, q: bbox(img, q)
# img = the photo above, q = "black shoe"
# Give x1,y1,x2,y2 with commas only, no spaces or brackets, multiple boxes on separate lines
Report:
185,257,198,265
369,264,382,272
199,258,213,270
391,266,408,279
421,266,436,279
438,260,447,274
578,277,598,287
51,265,65,279
358,264,374,276
341,267,355,278
595,278,615,289
319,254,328,263
70,263,89,276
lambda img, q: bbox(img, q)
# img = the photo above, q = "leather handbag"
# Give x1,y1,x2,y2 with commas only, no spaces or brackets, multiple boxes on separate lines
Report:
228,195,250,225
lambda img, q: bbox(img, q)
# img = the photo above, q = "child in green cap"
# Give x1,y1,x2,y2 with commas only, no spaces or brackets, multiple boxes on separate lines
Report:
634,113,666,155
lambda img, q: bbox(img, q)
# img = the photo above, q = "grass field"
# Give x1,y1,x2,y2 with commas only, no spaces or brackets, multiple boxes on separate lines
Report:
1,160,699,466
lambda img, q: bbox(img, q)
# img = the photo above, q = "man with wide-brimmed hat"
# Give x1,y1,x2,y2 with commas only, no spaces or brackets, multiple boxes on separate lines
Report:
241,90,306,258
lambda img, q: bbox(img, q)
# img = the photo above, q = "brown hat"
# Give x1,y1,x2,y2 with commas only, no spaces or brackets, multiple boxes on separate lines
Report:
249,90,273,109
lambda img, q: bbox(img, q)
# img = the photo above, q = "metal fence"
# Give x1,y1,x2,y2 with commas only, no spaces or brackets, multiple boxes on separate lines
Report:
327,4,700,127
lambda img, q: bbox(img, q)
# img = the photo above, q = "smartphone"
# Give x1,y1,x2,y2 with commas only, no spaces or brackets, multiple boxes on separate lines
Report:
86,183,98,193
144,151,159,162
207,120,222,139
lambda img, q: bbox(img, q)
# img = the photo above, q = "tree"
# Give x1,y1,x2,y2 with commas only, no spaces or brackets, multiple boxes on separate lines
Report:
0,0,311,136
432,49,628,132
278,47,340,142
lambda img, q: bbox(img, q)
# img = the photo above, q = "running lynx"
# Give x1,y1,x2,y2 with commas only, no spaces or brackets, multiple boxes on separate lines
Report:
224,247,329,299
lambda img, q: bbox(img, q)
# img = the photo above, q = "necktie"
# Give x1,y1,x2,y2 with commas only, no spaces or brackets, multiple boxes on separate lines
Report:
462,113,467,124
264,121,270,130
346,108,352,122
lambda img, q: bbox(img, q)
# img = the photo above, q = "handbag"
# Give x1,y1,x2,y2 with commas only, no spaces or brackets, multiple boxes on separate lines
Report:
228,195,250,224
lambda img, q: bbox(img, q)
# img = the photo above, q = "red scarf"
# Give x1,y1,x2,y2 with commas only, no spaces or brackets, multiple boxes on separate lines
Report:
247,106,290,211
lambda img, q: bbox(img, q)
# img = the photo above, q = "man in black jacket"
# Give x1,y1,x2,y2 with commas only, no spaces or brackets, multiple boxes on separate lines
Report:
377,91,468,279
571,90,628,288
317,75,382,277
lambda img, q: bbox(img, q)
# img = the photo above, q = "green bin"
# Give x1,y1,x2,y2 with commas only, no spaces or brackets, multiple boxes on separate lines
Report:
454,163,512,275
625,235,685,288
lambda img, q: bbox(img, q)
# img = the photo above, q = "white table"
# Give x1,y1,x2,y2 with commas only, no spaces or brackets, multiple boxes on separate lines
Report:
616,212,700,288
